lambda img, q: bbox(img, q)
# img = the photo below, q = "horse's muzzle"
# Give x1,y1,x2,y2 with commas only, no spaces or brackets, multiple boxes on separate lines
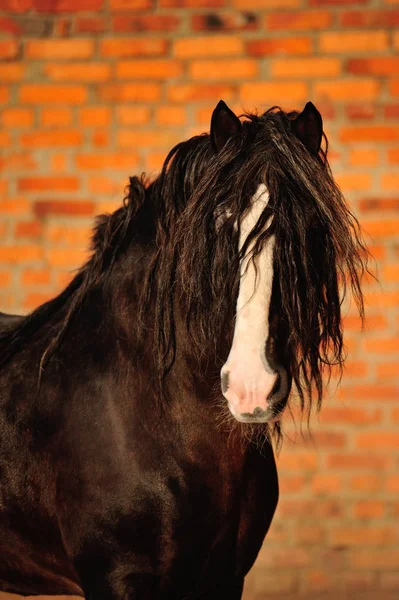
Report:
220,360,290,424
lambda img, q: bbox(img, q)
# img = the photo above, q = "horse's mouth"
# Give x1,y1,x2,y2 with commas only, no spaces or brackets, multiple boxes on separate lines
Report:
227,398,287,424
221,367,291,424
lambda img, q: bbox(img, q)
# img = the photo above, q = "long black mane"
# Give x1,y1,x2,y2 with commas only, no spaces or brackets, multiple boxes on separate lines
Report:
0,107,368,417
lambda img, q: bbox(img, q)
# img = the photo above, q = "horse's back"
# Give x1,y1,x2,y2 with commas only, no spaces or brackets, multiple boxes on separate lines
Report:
0,312,24,334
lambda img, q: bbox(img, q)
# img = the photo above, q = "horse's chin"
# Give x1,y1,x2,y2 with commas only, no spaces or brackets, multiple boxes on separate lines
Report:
228,403,286,424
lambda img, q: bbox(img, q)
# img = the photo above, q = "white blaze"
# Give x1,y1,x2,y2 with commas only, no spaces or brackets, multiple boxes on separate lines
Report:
221,183,277,420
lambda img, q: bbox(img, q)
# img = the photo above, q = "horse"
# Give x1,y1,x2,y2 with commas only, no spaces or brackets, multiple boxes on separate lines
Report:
0,100,367,599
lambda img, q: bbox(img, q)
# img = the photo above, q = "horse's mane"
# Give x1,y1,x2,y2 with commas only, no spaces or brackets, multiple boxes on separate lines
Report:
0,176,146,370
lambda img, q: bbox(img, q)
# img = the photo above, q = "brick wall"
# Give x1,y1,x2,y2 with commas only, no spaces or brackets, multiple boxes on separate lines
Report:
0,0,398,599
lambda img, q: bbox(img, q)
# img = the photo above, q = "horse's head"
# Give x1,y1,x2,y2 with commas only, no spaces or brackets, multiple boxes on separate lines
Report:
151,100,367,428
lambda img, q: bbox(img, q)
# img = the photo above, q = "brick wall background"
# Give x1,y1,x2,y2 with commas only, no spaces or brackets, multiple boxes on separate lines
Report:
0,0,398,599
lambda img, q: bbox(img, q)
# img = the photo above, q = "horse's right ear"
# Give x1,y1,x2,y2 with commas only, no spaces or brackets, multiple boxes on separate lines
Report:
211,100,242,153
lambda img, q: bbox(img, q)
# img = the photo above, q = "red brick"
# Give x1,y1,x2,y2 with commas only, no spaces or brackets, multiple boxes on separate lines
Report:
385,103,399,118
320,407,382,425
266,11,332,30
346,103,376,119
387,476,399,492
18,177,79,192
353,499,385,520
91,130,109,147
44,63,111,82
100,38,167,58
296,526,323,545
0,64,24,83
327,453,390,470
34,200,94,218
240,82,308,106
234,0,299,5
271,57,341,78
168,84,234,102
117,130,181,148
76,154,139,170
0,40,19,60
343,314,387,331
0,132,10,146
1,108,33,128
145,152,168,172
173,36,243,57
364,291,399,309
351,475,381,492
278,499,342,518
76,17,106,33
338,384,399,401
378,363,399,378
315,80,379,101
340,126,399,142
0,245,43,263
310,0,369,4
359,197,399,211
15,220,42,238
26,39,94,59
190,59,258,80
113,15,180,31
247,37,312,56
110,0,151,8
0,198,30,215
192,12,258,32
358,432,399,451
349,550,399,570
156,106,186,126
46,224,92,246
348,148,379,166
331,526,396,546
381,172,399,189
279,475,305,493
79,107,111,127
0,87,9,104
115,106,151,126
277,451,318,471
390,80,399,96
22,268,50,285
116,60,182,79
45,247,89,268
20,85,87,104
348,57,399,76
0,153,37,171
320,31,388,52
0,17,22,34
160,0,224,6
340,9,399,26
33,0,103,10
312,474,341,494
40,108,73,127
335,172,372,190
50,154,67,172
99,83,160,102
20,131,82,147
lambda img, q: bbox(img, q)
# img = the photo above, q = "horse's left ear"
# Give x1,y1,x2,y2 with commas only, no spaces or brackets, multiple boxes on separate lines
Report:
211,100,242,153
291,101,323,156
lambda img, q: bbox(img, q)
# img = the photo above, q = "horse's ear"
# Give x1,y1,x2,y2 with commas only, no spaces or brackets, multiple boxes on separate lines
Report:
211,100,242,153
291,101,323,156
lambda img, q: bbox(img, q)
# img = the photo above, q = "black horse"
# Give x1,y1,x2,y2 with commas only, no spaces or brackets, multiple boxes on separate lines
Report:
0,101,366,599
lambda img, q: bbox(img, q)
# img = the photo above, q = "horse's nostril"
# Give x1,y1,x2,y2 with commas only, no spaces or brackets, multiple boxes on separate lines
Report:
221,371,229,395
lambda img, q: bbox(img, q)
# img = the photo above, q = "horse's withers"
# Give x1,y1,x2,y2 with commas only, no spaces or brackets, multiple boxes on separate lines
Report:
221,184,289,423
